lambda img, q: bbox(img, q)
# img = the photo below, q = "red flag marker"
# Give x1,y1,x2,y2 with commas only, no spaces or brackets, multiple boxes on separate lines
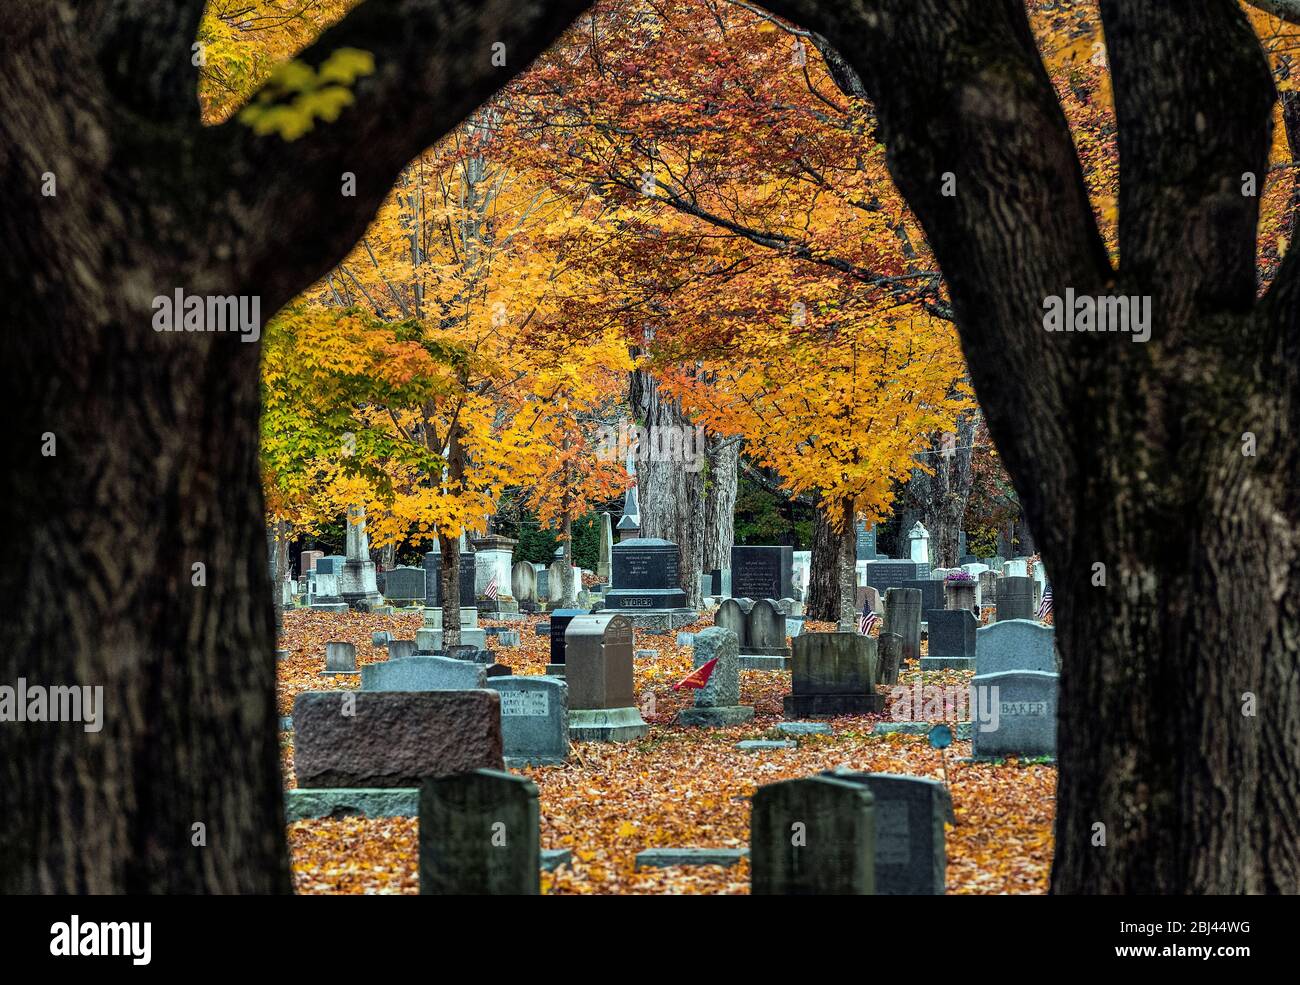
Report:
673,658,718,691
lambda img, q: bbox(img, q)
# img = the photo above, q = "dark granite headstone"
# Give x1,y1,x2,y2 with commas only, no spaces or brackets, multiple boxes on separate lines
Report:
423,551,477,607
420,770,539,895
862,560,925,597
751,774,876,894
548,608,588,665
855,521,878,561
882,588,922,665
899,578,943,614
603,538,689,609
921,609,978,670
384,565,425,604
731,546,794,601
821,770,953,895
996,576,1035,621
784,632,882,716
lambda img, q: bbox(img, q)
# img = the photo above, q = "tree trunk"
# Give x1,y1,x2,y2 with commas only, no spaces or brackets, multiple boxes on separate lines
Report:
768,0,1300,892
560,510,577,606
438,533,462,649
701,435,739,576
834,500,857,630
630,368,705,607
809,496,852,621
905,413,977,566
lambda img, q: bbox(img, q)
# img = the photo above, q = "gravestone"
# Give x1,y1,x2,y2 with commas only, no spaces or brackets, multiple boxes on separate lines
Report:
361,655,487,691
882,588,922,666
975,620,1057,675
783,632,882,716
488,675,569,766
339,507,383,609
548,556,580,607
791,550,811,600
293,690,503,787
423,550,477,608
908,521,931,565
820,770,953,895
419,770,539,895
970,670,1058,760
565,613,647,741
679,627,753,727
321,641,358,676
856,586,881,618
731,545,794,601
387,639,418,661
546,608,588,673
710,568,732,598
944,577,977,612
862,560,927,597
877,632,903,686
383,566,425,605
855,519,878,560
741,598,790,670
899,578,943,614
920,610,978,670
511,560,538,609
299,550,324,577
978,571,999,618
473,533,519,614
715,597,754,650
996,576,1035,622
603,538,689,610
1003,558,1029,578
751,774,876,895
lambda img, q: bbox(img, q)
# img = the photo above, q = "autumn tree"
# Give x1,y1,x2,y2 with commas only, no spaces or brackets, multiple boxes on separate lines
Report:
761,0,1300,893
660,308,970,625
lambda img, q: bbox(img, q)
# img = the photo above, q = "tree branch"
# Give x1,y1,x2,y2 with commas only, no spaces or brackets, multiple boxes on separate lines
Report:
87,0,210,120
202,0,592,315
1245,0,1300,26
761,0,1112,560
1100,0,1274,322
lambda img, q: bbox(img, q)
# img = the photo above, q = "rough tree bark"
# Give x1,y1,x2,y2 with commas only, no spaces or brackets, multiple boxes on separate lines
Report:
808,498,852,621
630,367,707,607
904,412,977,566
767,0,1300,892
0,0,591,892
701,435,740,577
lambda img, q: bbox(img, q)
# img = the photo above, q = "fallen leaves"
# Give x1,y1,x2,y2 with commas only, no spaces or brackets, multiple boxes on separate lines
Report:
281,609,1055,894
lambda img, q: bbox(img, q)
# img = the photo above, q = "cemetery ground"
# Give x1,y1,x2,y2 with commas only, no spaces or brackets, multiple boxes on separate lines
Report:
278,610,1054,895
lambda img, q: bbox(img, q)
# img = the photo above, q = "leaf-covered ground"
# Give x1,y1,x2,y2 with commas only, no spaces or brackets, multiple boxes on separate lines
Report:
279,609,1054,894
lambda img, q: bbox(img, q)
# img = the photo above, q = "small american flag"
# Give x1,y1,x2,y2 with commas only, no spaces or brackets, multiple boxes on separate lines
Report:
1037,585,1052,620
859,609,881,635
484,573,499,601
